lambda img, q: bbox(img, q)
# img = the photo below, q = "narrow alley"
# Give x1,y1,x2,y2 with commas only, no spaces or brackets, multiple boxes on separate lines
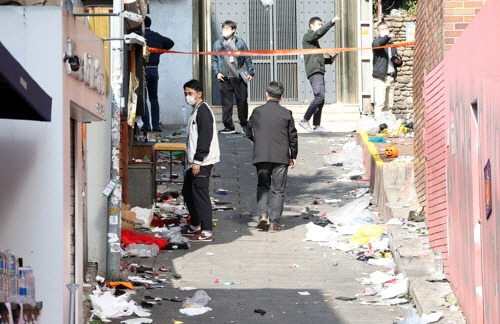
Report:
102,131,410,324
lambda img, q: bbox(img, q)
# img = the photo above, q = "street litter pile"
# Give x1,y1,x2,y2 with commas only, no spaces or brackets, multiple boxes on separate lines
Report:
86,269,211,322
305,193,410,306
356,112,414,161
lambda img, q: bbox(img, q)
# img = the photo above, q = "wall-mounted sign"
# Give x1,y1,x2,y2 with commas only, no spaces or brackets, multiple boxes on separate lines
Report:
66,50,106,95
406,23,416,42
484,159,492,219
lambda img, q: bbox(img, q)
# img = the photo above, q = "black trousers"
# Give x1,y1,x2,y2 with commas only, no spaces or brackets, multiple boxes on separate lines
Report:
182,165,214,231
256,162,289,225
219,77,248,129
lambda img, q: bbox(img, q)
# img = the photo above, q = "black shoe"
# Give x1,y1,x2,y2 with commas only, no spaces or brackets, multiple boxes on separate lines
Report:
151,127,162,132
141,126,151,132
219,128,236,134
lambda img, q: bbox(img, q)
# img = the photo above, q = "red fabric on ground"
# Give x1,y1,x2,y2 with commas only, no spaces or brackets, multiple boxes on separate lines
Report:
121,230,168,249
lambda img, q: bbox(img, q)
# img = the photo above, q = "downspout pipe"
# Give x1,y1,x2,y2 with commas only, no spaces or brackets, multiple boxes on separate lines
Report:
106,0,124,280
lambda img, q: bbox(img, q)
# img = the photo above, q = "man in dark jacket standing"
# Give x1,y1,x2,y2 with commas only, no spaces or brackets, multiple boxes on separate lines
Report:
142,16,174,132
246,81,298,232
372,21,402,121
212,20,255,134
299,14,341,133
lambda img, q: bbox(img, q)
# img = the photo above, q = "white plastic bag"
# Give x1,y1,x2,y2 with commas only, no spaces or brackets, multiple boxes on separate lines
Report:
326,195,372,226
397,307,426,324
124,243,159,258
356,115,379,134
131,207,154,228
183,290,211,308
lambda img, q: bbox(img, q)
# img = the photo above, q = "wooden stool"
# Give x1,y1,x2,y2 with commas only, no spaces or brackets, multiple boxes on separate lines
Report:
153,143,187,193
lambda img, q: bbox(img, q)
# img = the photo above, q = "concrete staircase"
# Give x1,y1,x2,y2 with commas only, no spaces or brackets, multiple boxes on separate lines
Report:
212,103,361,133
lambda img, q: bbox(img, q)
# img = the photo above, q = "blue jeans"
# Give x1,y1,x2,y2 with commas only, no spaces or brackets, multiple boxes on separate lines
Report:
303,73,325,126
141,67,160,129
256,162,289,225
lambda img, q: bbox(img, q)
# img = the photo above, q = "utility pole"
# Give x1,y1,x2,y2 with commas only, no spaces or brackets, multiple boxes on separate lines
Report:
106,0,124,280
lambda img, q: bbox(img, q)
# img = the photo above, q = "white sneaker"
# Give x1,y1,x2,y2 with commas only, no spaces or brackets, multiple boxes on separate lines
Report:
299,120,313,132
313,126,329,133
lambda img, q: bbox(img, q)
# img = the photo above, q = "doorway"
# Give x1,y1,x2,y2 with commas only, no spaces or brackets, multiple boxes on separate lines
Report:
211,0,336,104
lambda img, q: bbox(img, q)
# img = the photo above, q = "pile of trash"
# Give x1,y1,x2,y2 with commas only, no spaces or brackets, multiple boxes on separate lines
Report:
86,270,212,322
357,111,413,138
305,193,408,303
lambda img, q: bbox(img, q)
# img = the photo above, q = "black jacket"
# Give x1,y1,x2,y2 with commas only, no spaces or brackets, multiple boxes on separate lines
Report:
246,99,298,165
145,28,174,66
302,21,336,78
372,35,402,79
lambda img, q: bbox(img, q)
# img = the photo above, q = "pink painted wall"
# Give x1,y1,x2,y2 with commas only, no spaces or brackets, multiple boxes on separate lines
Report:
424,62,449,270
425,1,500,322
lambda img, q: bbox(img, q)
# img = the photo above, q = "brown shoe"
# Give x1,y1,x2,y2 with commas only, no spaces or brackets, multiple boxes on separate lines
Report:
257,214,269,229
268,224,284,232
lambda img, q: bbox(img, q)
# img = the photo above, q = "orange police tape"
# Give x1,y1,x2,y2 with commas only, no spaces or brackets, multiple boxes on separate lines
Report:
148,41,414,57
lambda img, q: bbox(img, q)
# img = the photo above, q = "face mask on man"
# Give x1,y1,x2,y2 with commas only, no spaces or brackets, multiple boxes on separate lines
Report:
380,29,390,37
185,96,196,106
222,29,233,38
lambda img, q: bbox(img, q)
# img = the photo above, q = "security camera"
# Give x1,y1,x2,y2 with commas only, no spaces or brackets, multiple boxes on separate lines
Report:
63,54,80,72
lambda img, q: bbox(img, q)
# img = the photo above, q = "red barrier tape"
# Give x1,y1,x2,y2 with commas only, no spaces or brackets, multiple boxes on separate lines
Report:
148,41,414,56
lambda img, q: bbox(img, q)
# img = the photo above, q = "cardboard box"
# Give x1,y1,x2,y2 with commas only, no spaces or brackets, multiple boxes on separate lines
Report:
121,204,136,231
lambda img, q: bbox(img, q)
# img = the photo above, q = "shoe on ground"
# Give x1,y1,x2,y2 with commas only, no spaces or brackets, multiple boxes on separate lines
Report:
151,127,162,132
189,231,213,242
219,127,237,134
268,224,284,232
256,214,269,230
180,225,201,236
299,120,313,132
313,125,329,133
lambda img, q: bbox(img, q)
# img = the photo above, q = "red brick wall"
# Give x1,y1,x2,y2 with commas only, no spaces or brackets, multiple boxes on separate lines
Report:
444,1,485,51
413,0,485,210
413,0,444,210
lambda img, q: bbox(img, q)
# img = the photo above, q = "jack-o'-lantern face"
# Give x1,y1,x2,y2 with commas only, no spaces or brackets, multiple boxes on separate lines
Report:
385,145,398,158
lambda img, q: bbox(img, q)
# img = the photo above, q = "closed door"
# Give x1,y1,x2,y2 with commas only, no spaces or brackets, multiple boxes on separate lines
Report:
211,0,336,104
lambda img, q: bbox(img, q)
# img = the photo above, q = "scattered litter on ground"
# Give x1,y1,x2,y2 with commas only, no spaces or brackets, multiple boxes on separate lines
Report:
298,291,310,296
120,318,153,324
397,307,426,324
89,290,150,320
179,307,212,316
179,290,212,316
254,309,266,316
335,296,357,301
179,287,196,291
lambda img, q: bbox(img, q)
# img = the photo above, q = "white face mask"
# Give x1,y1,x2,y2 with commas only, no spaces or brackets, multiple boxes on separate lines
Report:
222,30,233,38
380,29,390,37
185,96,196,106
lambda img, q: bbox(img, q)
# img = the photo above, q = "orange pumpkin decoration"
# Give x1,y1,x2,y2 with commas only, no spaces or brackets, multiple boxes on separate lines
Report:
384,145,399,158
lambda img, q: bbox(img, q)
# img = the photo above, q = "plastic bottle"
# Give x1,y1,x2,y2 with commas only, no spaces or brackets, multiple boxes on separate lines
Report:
5,250,18,302
18,267,28,304
0,250,5,302
25,266,35,305
434,252,443,274
181,105,189,127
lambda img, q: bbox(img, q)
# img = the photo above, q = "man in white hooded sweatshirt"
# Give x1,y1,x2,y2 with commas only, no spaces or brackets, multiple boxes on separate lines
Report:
181,79,220,241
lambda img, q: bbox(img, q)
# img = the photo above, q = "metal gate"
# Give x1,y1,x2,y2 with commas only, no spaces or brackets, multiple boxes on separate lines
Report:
211,0,336,104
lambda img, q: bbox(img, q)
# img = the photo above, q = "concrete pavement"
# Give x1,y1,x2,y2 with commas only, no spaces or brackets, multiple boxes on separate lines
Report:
105,131,416,324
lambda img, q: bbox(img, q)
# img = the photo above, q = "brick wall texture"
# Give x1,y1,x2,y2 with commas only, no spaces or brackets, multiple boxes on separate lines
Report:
413,0,484,210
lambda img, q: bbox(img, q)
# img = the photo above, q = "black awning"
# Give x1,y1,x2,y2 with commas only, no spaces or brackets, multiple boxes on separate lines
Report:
0,41,52,121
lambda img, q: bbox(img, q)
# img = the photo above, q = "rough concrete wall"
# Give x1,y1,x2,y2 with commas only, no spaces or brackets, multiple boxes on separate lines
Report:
374,16,415,122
